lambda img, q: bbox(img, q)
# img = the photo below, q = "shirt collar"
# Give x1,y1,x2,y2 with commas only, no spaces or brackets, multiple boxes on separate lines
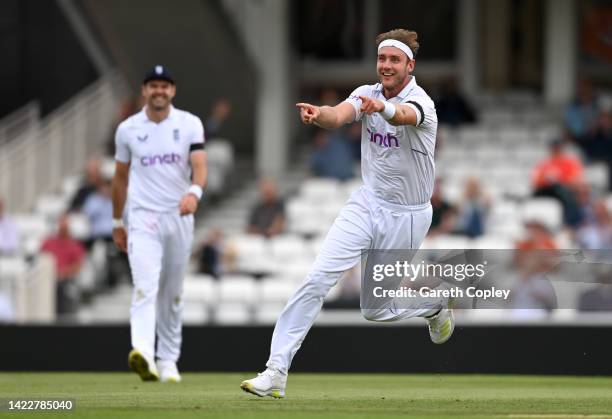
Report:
140,105,175,123
375,76,417,100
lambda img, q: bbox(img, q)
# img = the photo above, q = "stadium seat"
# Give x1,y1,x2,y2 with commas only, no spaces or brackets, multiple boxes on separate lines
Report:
182,302,209,324
269,234,308,260
67,213,91,241
254,303,285,324
183,275,219,305
35,194,67,222
521,198,563,232
471,236,514,249
218,275,257,305
584,163,609,192
205,139,235,195
287,199,332,236
498,127,531,145
0,256,27,279
206,139,234,169
229,234,274,273
299,178,341,202
61,175,82,201
430,235,470,250
214,303,252,324
259,278,297,303
13,213,50,241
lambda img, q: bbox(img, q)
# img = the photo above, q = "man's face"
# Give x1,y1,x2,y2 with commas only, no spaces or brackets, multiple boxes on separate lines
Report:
377,46,414,92
141,80,176,111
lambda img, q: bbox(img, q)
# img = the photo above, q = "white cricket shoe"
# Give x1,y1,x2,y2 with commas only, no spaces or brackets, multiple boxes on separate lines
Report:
240,367,287,398
128,349,159,381
157,360,181,383
427,308,455,344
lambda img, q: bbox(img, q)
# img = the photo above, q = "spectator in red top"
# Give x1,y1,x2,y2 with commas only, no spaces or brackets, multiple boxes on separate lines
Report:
532,139,583,190
532,139,584,227
41,213,85,315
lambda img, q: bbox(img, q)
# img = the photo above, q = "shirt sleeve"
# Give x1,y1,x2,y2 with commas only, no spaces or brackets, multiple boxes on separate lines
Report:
114,124,131,163
404,96,436,127
191,117,205,145
189,116,205,152
343,85,372,122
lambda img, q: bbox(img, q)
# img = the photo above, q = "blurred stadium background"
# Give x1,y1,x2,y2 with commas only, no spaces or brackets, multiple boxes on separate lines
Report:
0,0,612,375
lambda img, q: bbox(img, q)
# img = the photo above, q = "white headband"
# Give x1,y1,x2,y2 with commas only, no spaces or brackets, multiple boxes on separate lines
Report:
377,39,414,60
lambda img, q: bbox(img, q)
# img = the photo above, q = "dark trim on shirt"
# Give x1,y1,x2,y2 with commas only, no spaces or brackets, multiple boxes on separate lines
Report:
406,100,425,125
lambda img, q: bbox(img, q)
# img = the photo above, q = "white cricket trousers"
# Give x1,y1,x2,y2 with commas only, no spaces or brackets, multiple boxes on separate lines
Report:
127,208,194,362
267,186,444,374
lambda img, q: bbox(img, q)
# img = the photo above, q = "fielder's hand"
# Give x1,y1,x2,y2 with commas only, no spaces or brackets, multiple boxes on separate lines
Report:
296,103,321,124
179,193,198,216
113,227,128,253
359,96,385,115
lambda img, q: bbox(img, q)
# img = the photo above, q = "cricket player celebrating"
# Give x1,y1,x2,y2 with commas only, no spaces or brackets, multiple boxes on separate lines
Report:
241,29,453,398
111,66,207,383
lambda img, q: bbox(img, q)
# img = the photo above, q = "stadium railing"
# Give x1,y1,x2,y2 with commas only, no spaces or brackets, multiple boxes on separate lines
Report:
0,102,40,147
0,71,124,213
0,254,55,322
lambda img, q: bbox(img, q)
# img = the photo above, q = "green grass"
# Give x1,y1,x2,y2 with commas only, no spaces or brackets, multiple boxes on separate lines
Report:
1,373,611,418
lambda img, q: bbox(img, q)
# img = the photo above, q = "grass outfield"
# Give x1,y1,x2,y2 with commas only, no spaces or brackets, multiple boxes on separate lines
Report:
1,373,611,418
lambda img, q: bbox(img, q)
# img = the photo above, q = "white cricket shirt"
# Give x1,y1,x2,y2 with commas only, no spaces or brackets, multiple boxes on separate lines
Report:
114,106,205,212
344,77,438,206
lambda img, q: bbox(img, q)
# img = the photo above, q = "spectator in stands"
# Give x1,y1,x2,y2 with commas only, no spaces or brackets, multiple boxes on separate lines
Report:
0,198,19,255
573,181,596,227
247,178,286,237
532,138,584,226
583,107,612,189
454,177,490,238
435,78,477,126
196,228,229,279
428,179,457,237
205,98,232,139
40,213,85,315
575,200,612,250
515,220,558,251
310,129,354,180
511,220,558,317
578,266,612,311
82,176,130,288
564,79,600,145
69,156,103,211
81,178,113,249
346,122,362,162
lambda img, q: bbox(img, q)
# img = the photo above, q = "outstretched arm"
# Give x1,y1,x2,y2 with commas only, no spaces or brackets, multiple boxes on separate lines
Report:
359,96,420,126
296,102,356,130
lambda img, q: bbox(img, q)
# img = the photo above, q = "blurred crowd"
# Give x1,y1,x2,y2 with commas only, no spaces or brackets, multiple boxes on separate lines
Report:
2,78,612,322
0,97,235,320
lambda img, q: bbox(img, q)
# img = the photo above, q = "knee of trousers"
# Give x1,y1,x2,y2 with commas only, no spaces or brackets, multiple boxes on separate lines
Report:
132,285,159,307
158,294,184,313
